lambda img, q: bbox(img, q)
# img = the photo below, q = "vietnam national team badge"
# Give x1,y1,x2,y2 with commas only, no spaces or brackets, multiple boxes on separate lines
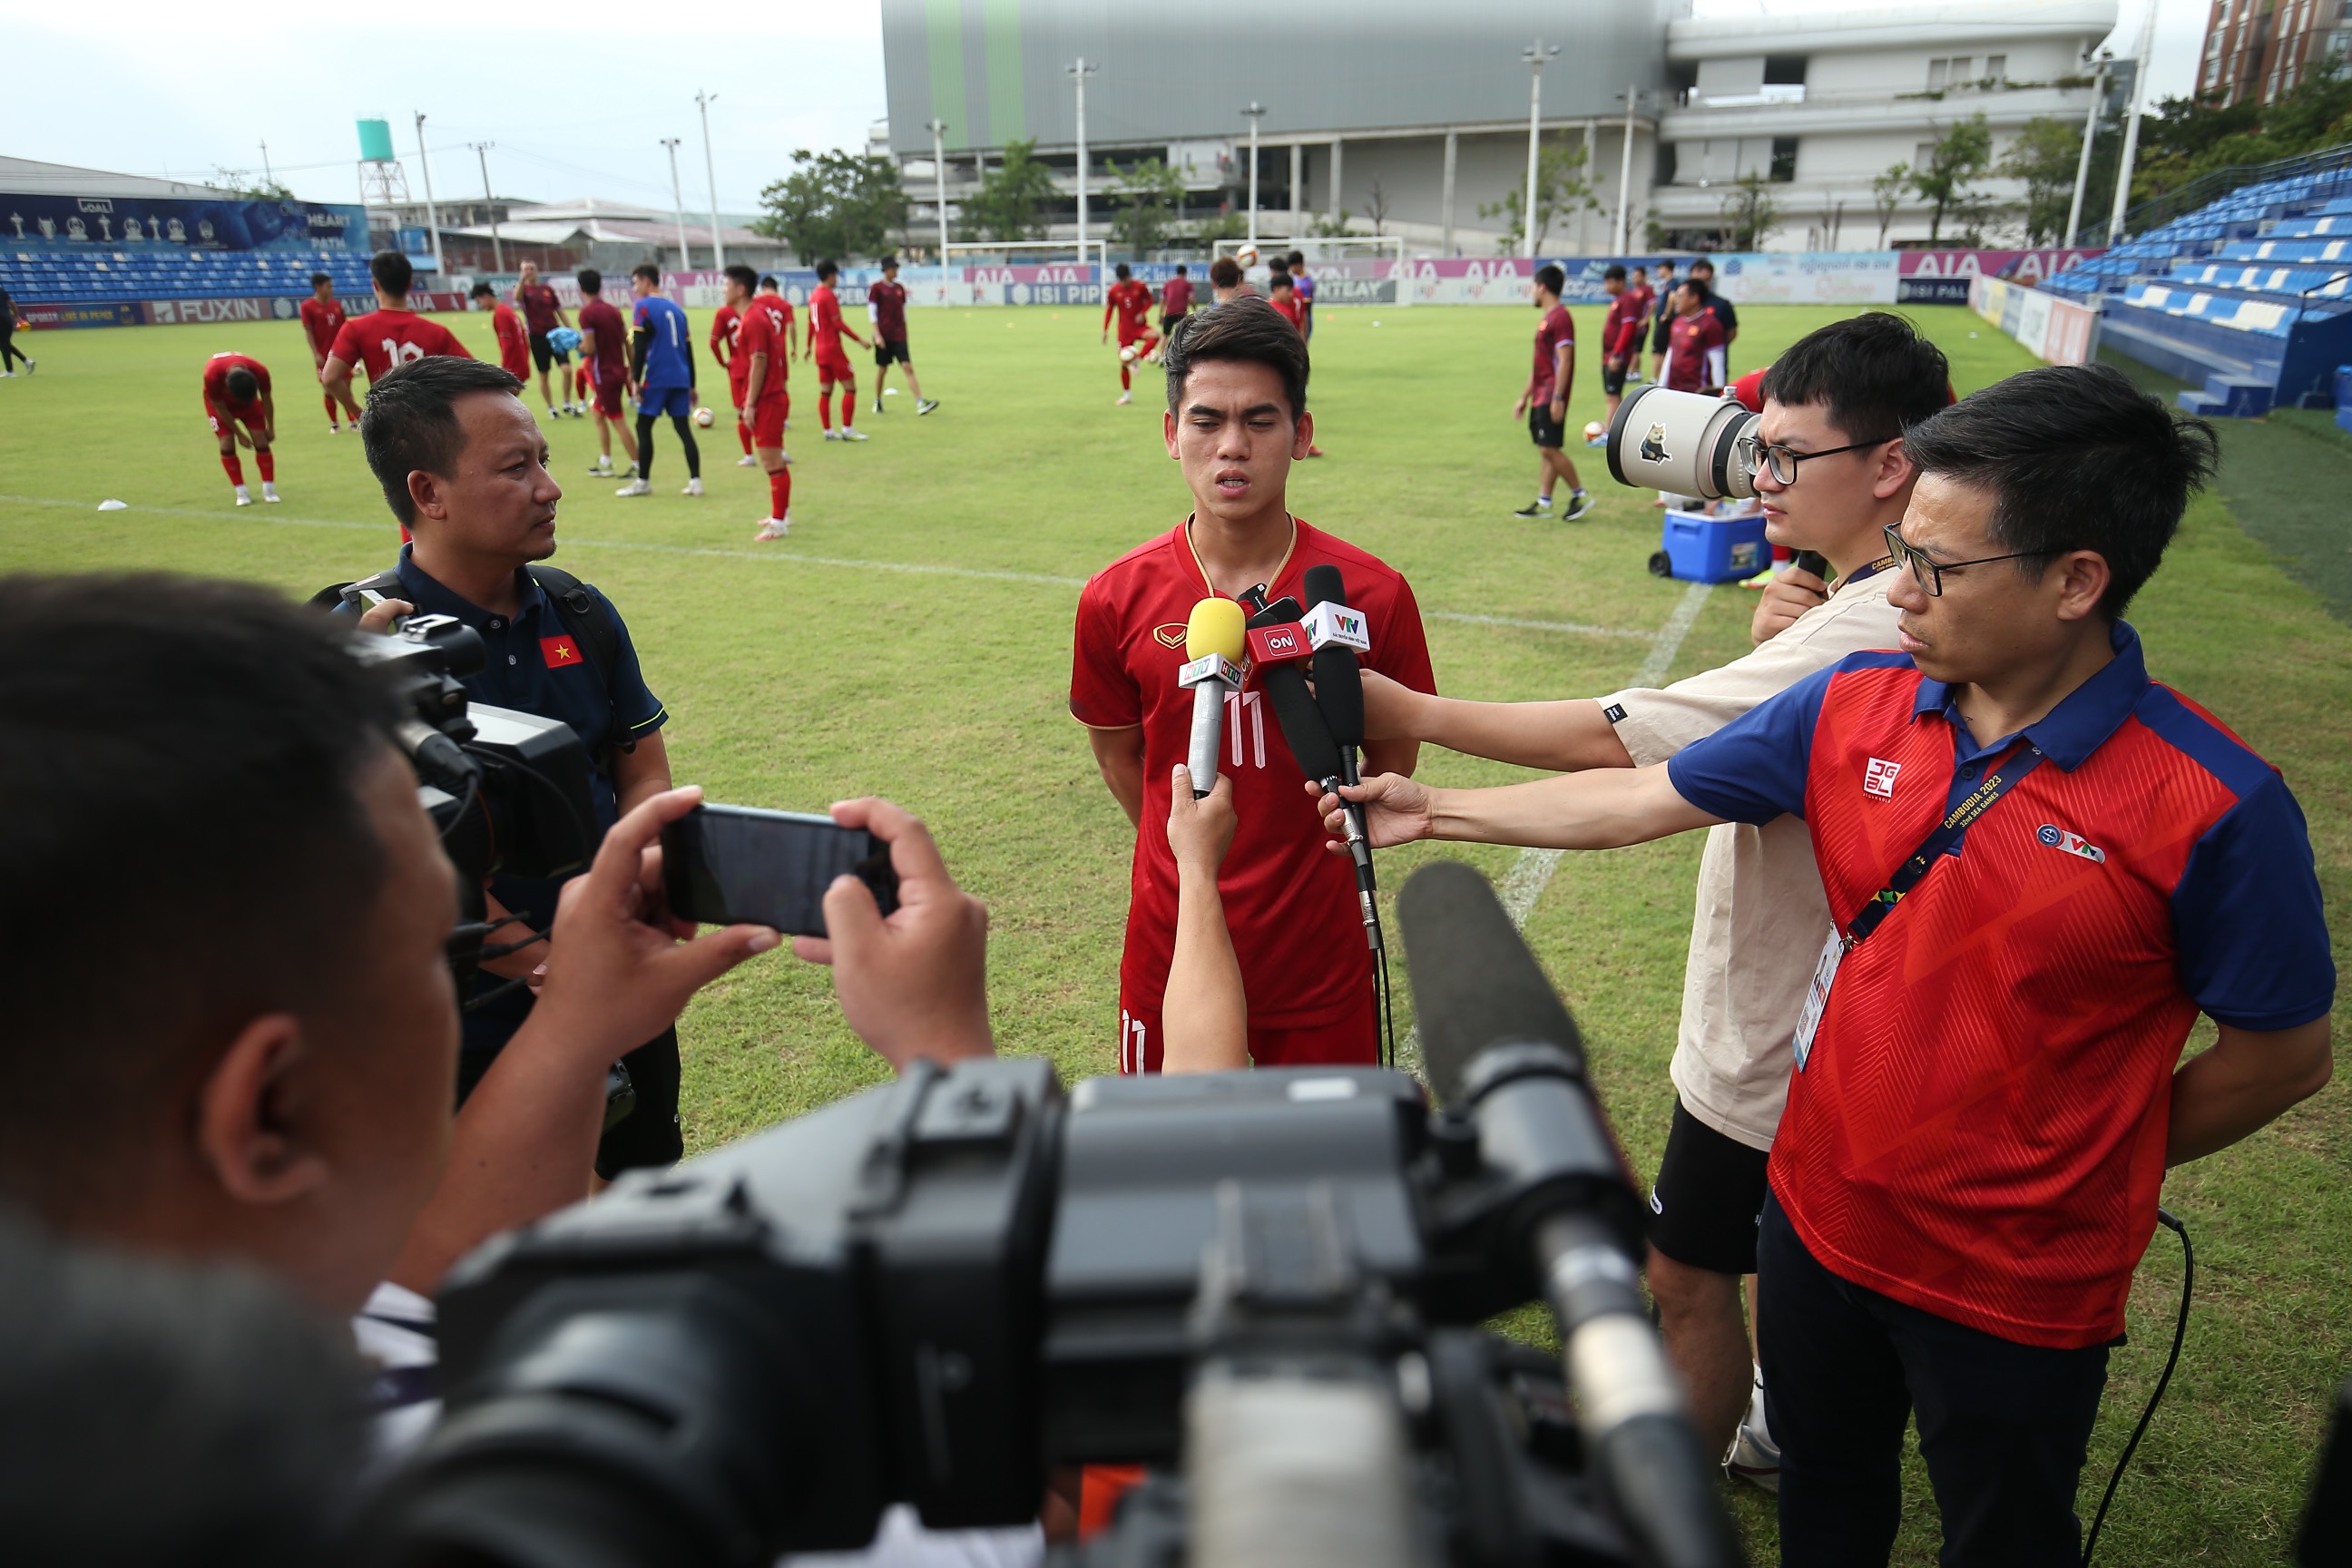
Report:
2035,823,2107,864
1862,757,1903,799
541,635,584,669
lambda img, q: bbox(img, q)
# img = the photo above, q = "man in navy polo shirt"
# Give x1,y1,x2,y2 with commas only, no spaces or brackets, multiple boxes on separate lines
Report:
1328,363,2333,1563
354,355,682,1176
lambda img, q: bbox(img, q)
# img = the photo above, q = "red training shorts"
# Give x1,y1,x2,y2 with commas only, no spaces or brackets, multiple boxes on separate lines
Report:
206,404,264,441
815,349,855,385
593,378,626,418
1115,986,1379,1075
750,397,789,449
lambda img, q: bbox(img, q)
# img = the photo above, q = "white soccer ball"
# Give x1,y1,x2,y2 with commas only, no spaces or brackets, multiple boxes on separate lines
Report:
693,406,714,428
1583,420,1607,443
1119,342,1141,363
1235,243,1259,269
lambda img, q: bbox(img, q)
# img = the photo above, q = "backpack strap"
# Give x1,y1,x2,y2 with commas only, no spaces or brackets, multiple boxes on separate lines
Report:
306,569,404,612
524,566,632,769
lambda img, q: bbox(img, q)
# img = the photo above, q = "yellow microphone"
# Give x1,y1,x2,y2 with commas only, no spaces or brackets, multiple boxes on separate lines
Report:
1178,597,1248,799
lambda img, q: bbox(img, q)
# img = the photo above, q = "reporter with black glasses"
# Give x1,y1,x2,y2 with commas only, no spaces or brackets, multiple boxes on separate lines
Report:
1328,363,2333,1564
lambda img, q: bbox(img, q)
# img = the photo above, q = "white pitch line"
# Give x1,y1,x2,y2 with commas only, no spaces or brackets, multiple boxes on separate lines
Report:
0,493,1669,640
1392,579,1715,1082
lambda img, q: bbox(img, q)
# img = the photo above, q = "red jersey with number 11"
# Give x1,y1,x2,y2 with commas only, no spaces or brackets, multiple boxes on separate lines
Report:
1070,519,1436,1038
328,309,473,383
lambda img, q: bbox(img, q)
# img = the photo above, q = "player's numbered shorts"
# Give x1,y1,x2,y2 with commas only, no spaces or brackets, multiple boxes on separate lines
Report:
1527,404,1566,450
206,404,266,442
749,395,789,449
593,377,627,419
641,385,693,419
528,329,569,372
1647,1097,1770,1275
874,338,911,367
815,349,856,384
1116,987,1377,1075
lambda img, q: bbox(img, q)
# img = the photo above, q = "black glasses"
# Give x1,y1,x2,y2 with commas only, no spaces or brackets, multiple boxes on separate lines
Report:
1882,523,2054,597
1734,435,1882,485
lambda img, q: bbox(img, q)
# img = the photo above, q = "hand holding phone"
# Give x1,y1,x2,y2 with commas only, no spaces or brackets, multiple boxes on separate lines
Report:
661,803,899,937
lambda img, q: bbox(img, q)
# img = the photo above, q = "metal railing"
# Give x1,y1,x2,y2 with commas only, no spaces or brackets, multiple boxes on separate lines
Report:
2080,138,2352,247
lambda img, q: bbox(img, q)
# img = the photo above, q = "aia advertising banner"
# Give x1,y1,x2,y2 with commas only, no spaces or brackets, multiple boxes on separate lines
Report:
1896,249,2103,304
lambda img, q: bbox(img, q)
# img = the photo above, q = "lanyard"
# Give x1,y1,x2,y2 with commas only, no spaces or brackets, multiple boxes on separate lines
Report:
1843,741,2045,947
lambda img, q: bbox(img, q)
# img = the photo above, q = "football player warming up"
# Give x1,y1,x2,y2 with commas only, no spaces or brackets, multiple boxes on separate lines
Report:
727,265,797,542
202,352,278,505
574,269,640,480
321,250,473,431
710,289,758,466
1102,263,1158,405
298,272,348,433
617,264,701,497
810,259,868,441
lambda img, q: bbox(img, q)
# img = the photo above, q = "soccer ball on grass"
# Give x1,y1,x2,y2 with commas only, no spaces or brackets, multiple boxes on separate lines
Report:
1583,420,1606,443
693,407,715,428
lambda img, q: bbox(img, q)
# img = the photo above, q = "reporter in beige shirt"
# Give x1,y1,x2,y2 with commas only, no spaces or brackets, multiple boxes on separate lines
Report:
1355,313,1954,1469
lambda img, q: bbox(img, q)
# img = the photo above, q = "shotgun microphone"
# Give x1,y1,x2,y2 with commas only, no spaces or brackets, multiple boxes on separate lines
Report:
1179,598,1246,799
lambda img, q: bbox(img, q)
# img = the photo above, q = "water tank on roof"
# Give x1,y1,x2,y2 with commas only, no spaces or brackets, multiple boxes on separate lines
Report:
358,119,397,163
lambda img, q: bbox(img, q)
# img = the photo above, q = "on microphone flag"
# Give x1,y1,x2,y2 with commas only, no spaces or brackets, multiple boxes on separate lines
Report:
1246,621,1310,666
1302,601,1370,653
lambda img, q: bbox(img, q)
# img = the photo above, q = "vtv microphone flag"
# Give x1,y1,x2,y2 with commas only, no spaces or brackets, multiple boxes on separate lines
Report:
1302,564,1376,894
1179,598,1247,799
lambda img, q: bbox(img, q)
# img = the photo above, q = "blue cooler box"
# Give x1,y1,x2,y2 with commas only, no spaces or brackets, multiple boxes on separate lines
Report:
1661,508,1769,583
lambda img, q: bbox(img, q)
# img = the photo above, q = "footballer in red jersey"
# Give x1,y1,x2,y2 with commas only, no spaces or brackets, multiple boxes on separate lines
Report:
297,273,348,431
865,255,935,415
728,265,797,540
472,281,531,380
1100,263,1158,403
513,258,576,417
573,268,640,479
809,259,868,439
201,352,277,505
1071,298,1433,1074
1598,262,1650,428
710,299,756,459
321,251,473,426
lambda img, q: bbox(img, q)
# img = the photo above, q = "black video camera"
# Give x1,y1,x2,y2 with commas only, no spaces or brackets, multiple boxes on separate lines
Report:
358,864,1744,1568
352,614,599,983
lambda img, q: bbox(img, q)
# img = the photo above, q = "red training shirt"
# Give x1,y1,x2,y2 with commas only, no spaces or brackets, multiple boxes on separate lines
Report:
328,309,473,383
201,352,270,415
1269,292,1305,333
515,281,564,335
1531,304,1574,403
576,298,628,385
1104,279,1155,341
869,278,909,343
810,284,857,361
736,296,792,406
1667,631,2335,1348
1161,276,1194,316
490,302,529,377
710,303,740,368
299,297,347,360
1602,289,1647,359
1663,310,1725,393
1071,518,1436,1043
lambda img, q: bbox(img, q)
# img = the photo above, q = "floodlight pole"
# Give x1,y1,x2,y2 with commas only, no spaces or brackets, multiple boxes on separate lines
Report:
260,141,272,185
928,118,951,257
471,143,503,273
414,112,446,279
2108,0,2155,241
1615,84,1640,256
2065,51,2110,248
1242,102,1268,248
1522,40,1559,260
696,91,725,272
1070,59,1098,274
661,137,691,270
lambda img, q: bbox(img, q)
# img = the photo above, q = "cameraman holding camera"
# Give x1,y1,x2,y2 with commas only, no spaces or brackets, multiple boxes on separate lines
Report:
346,356,690,1181
1355,312,1949,1473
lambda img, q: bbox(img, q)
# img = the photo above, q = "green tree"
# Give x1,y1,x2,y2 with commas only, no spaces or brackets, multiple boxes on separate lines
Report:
1190,210,1248,248
1478,137,1600,254
212,167,295,202
2000,117,2084,245
1720,170,1779,250
2128,69,2352,210
959,138,1058,242
754,149,906,264
1870,162,1910,246
1107,154,1186,255
1911,113,1994,242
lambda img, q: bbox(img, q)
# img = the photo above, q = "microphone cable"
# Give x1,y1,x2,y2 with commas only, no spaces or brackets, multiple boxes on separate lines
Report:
2081,1206,2194,1568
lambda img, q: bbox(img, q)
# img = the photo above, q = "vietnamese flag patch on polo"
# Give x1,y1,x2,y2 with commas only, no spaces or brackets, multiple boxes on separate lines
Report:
541,635,584,669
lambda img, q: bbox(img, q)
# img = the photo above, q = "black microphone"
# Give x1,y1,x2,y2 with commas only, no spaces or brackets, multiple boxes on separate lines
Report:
1298,564,1379,901
1248,598,1378,954
1397,862,1742,1568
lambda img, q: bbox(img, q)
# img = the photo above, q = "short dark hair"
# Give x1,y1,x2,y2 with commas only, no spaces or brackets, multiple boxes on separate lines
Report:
310,271,331,289
1632,264,1648,278
816,259,838,281
630,263,660,286
1690,257,1716,276
576,268,603,295
359,356,528,525
1208,256,1241,289
1163,297,1308,422
1115,262,1132,280
469,281,495,300
1899,364,2219,618
224,366,259,402
1603,263,1628,282
369,250,413,298
1269,271,1294,292
880,254,897,269
724,263,758,294
1761,311,1951,447
1657,258,1677,272
759,273,779,289
1175,263,1189,276
1534,263,1566,295
1678,277,1708,301
1285,250,1304,269
0,576,402,1213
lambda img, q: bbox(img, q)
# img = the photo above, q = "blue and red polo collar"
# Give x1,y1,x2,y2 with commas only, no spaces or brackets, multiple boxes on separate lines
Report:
1910,621,2148,771
392,543,551,632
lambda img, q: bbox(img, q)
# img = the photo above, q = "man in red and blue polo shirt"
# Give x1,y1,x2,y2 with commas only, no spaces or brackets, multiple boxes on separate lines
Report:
1326,363,2333,1563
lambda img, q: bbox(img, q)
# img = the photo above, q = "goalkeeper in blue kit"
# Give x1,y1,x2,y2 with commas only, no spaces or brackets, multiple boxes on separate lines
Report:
616,263,705,497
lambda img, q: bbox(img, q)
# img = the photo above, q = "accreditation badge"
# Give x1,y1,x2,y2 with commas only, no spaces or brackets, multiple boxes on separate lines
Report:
1791,928,1847,1073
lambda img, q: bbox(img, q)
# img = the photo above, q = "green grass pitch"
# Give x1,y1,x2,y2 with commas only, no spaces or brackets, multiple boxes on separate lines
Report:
0,300,2345,1561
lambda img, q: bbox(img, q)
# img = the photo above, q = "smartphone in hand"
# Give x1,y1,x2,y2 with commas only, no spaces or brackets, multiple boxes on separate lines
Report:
661,804,899,937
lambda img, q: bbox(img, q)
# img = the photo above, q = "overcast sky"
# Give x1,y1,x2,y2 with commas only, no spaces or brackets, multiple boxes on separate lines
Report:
10,0,2199,215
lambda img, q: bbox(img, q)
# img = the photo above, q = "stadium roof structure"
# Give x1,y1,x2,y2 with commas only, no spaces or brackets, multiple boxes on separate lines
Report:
440,198,767,250
0,156,235,202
